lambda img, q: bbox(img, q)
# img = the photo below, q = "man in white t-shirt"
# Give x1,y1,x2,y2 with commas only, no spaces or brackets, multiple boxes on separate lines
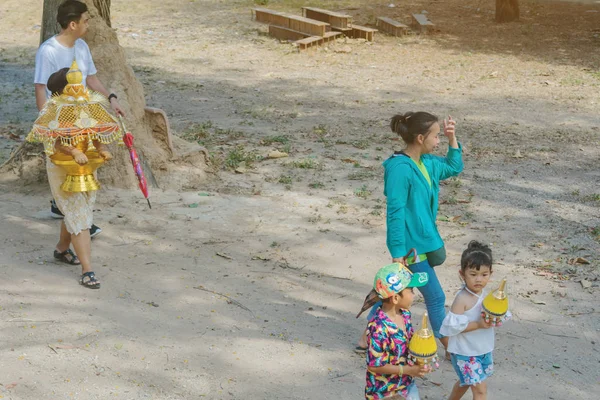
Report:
35,0,124,242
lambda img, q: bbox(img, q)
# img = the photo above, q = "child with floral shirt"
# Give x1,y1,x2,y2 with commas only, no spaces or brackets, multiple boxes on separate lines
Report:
364,263,431,399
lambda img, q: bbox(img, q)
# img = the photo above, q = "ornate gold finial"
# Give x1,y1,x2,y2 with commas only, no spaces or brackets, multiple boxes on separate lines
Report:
494,279,507,300
66,60,83,85
419,313,433,338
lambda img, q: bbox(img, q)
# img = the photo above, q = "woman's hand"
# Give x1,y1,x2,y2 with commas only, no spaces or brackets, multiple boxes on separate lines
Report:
72,149,88,165
443,116,455,138
443,115,459,149
392,257,408,266
99,150,113,161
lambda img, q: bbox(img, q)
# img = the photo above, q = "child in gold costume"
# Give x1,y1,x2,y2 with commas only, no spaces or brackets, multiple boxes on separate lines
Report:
27,61,122,289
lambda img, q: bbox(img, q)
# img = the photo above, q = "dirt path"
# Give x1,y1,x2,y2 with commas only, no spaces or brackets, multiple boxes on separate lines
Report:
1,0,599,399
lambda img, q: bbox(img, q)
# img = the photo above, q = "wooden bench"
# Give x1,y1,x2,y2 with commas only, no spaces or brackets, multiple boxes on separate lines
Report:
252,8,290,28
302,7,351,29
411,13,434,33
287,14,329,37
347,24,377,42
295,36,323,50
294,31,343,50
268,25,310,42
376,17,408,37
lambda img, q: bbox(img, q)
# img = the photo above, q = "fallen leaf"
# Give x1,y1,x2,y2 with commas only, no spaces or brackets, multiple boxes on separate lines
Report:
580,280,592,289
341,158,358,164
512,149,524,158
266,150,288,159
5,382,18,389
573,257,590,265
530,299,546,305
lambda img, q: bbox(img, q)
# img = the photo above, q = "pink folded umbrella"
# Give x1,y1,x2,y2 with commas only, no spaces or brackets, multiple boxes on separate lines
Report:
118,116,151,209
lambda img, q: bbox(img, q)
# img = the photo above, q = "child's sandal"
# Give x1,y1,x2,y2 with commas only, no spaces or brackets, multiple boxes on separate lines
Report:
54,249,80,265
80,271,101,289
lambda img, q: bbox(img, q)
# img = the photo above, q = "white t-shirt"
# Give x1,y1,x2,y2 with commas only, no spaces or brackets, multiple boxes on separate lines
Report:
34,36,97,98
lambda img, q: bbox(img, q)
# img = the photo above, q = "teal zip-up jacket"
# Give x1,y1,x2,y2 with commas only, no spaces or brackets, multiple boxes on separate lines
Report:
384,144,463,258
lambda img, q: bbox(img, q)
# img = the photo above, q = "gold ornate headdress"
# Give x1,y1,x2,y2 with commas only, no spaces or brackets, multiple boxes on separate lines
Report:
27,60,122,155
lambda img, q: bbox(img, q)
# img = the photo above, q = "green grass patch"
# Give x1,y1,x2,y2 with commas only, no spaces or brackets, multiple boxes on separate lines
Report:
290,159,321,169
354,185,372,199
225,145,261,170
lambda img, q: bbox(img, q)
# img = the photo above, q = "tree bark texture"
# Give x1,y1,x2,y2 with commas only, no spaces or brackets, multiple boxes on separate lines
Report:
93,0,111,27
40,0,63,44
496,0,520,23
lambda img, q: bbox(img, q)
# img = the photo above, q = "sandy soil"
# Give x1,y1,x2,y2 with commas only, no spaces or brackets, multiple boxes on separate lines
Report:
1,0,599,399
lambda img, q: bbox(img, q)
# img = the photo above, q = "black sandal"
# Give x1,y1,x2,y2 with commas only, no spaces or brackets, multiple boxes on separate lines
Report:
54,249,80,265
80,271,101,289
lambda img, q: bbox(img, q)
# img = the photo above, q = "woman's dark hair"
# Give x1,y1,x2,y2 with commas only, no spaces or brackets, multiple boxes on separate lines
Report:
390,111,439,144
461,241,493,272
57,0,88,29
47,67,70,96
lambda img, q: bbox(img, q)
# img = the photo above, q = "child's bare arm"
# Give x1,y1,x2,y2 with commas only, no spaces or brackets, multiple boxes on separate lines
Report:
55,142,88,165
368,364,429,377
92,140,113,161
449,291,468,314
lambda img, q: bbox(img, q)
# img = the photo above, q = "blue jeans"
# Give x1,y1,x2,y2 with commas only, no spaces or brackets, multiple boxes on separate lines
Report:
367,259,446,338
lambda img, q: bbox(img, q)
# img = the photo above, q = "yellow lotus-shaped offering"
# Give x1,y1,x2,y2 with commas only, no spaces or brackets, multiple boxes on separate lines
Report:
408,313,439,369
27,60,121,192
482,279,508,326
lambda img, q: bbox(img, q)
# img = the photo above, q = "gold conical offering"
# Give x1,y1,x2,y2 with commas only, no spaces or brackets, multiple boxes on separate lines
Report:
482,279,508,326
408,313,439,369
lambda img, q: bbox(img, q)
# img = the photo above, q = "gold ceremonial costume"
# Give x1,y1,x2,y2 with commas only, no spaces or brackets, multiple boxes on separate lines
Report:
27,60,121,234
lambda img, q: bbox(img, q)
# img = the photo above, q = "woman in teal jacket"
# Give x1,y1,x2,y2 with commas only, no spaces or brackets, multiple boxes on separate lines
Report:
358,111,462,351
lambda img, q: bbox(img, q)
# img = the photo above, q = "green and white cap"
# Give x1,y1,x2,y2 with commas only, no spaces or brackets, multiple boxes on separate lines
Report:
373,263,429,299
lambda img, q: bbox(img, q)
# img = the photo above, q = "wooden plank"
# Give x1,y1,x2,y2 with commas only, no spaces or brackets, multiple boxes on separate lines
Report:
302,7,351,29
252,8,290,28
376,17,408,37
323,31,343,43
332,26,353,33
411,13,434,33
287,15,329,37
347,24,377,42
295,36,323,50
268,25,311,41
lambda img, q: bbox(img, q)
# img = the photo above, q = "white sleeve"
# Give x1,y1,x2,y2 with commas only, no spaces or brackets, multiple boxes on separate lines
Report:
440,312,469,337
34,45,54,85
82,40,97,76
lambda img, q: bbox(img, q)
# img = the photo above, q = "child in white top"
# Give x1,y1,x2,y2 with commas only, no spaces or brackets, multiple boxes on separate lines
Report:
440,241,507,400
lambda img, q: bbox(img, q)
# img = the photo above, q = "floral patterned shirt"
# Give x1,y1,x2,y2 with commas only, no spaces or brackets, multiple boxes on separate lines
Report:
365,307,414,400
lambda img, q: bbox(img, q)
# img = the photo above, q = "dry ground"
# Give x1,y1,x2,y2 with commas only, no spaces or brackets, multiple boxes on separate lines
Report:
1,0,599,399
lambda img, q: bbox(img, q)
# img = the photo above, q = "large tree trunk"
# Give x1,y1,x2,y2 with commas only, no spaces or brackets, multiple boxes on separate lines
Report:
93,0,111,27
496,0,520,23
2,0,210,191
40,0,63,44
